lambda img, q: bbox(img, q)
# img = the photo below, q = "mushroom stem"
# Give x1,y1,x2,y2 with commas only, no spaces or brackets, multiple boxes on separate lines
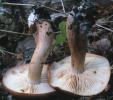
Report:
28,45,49,83
67,15,87,73
28,20,54,83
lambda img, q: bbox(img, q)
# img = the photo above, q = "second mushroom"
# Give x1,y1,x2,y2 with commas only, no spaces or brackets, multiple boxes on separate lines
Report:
49,1,111,96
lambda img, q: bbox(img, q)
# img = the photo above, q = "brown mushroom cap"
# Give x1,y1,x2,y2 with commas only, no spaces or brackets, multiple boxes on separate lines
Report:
49,53,110,96
3,64,55,96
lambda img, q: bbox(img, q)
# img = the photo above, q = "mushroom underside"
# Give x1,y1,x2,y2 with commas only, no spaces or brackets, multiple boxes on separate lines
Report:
50,53,110,96
3,64,55,95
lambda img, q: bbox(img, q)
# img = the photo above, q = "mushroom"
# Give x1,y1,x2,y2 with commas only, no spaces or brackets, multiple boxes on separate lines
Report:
3,20,55,98
49,1,111,96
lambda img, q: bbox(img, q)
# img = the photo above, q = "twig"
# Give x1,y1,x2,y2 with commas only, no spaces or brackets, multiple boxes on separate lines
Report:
0,29,33,36
106,15,113,20
0,47,17,56
96,24,113,33
54,31,61,34
105,21,113,23
98,21,113,24
1,2,34,7
1,2,68,15
60,0,66,13
36,1,67,15
0,34,6,39
40,4,67,15
2,49,17,56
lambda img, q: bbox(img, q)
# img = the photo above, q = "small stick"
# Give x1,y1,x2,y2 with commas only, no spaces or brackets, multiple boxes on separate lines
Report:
2,2,34,7
98,21,113,24
60,0,66,13
96,24,113,33
106,15,113,20
105,21,113,23
0,29,33,36
54,31,61,34
1,2,68,15
3,50,17,56
41,4,67,15
0,34,6,39
0,49,17,56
